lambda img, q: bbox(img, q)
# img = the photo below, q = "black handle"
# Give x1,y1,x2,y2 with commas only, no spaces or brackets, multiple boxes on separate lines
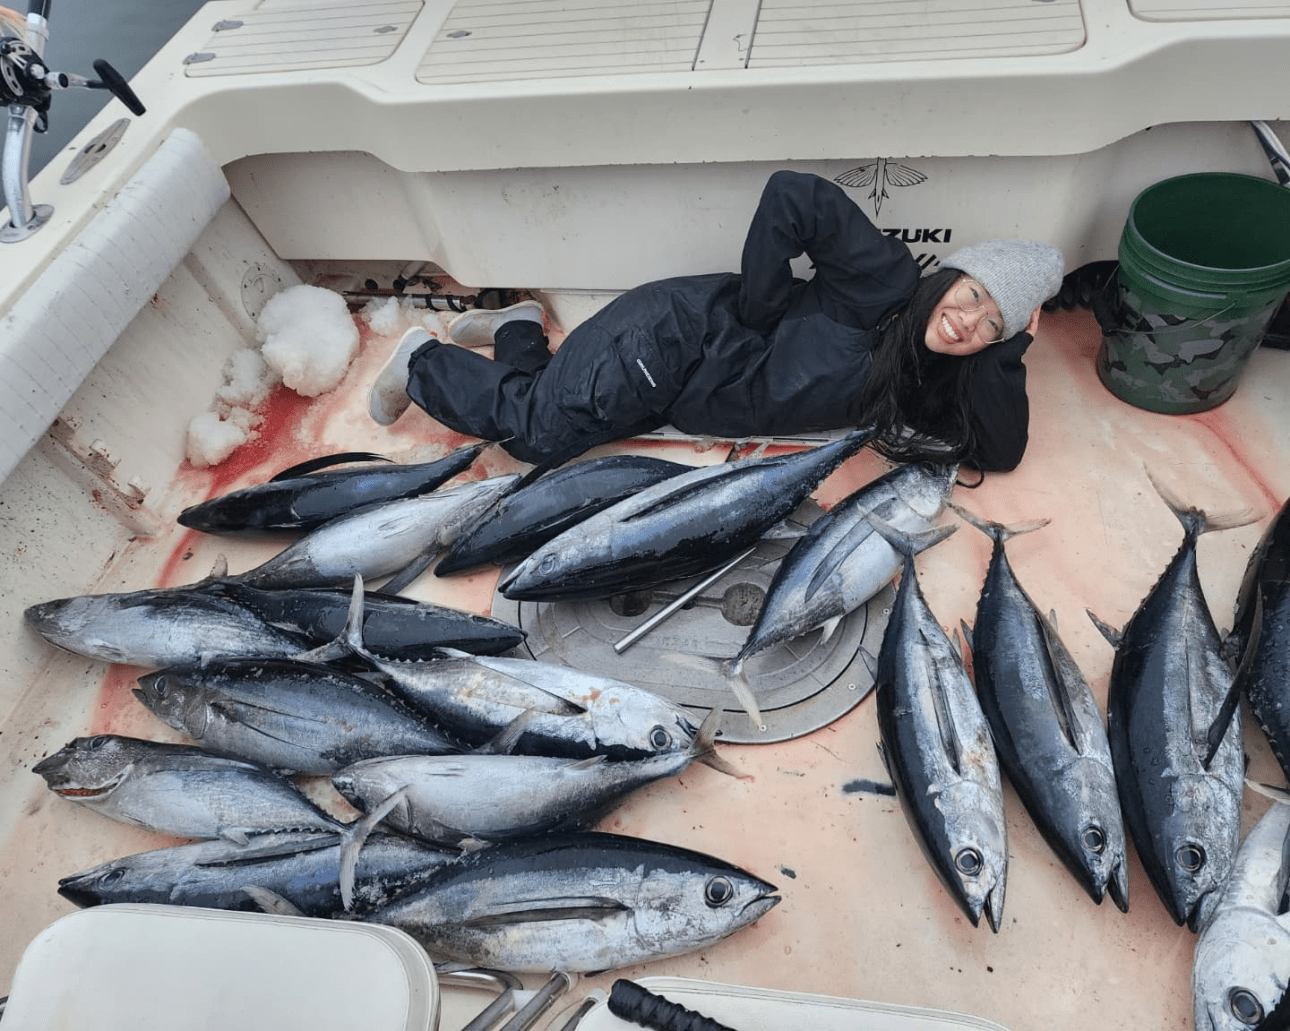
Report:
607,980,738,1031
91,59,145,116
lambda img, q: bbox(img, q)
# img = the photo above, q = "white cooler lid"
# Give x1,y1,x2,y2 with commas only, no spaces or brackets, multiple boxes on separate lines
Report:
1,905,439,1031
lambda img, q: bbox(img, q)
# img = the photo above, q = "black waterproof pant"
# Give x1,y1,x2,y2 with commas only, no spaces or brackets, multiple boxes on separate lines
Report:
405,319,665,465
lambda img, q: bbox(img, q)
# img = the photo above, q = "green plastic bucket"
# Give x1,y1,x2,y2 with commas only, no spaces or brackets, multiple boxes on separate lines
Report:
1096,172,1290,414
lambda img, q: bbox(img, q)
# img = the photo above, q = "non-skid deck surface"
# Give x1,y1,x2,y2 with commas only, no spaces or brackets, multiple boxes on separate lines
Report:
4,299,1289,1031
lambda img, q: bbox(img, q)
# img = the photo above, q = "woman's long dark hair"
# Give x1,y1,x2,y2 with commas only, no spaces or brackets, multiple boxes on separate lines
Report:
861,267,981,465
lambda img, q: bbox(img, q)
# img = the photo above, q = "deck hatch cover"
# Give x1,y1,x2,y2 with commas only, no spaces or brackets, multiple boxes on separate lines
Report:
747,0,1086,66
184,0,422,77
490,501,889,745
417,0,711,84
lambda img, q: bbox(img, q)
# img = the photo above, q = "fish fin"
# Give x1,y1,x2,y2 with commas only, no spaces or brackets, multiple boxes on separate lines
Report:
761,519,809,542
803,510,888,603
1036,611,1085,755
1247,779,1290,804
922,628,964,776
476,708,544,755
196,833,341,867
1204,591,1261,768
958,619,974,655
859,646,878,680
817,616,843,646
867,515,957,558
875,741,892,780
1144,466,1258,537
711,660,764,733
460,897,630,928
692,708,750,780
241,885,307,917
458,837,491,853
221,829,251,846
380,550,439,596
1048,609,1058,631
950,502,1050,545
564,755,609,771
338,786,409,911
270,452,391,482
1086,610,1122,650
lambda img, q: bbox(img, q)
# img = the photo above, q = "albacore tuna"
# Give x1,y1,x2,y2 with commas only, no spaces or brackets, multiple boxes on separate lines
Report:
1089,474,1247,931
870,518,1008,932
498,428,875,600
359,832,779,972
956,504,1128,912
134,657,462,775
1192,799,1290,1031
177,443,488,536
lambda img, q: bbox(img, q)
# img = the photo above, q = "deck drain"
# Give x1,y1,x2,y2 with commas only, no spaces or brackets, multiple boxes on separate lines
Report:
491,501,891,744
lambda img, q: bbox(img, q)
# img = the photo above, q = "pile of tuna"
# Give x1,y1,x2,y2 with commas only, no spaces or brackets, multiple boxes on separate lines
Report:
23,432,1290,1022
24,431,906,974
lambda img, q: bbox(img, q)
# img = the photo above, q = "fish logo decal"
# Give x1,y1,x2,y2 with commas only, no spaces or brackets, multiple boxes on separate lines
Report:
835,159,928,215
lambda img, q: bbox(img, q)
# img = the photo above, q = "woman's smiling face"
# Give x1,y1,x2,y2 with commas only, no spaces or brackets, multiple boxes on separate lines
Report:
925,276,1005,356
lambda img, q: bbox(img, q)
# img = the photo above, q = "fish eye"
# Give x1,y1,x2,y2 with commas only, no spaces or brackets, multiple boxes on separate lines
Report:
1081,826,1106,854
99,868,126,888
88,736,107,749
152,676,167,699
649,726,672,751
539,555,558,574
704,876,734,907
954,848,983,876
1228,988,1263,1025
1176,844,1206,872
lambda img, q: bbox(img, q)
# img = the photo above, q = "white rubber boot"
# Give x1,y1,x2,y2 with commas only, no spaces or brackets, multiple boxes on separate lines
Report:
368,327,433,426
446,300,544,348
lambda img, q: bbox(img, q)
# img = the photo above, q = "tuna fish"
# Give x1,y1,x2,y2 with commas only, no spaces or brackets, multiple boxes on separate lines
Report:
1089,475,1247,931
1228,496,1290,784
872,519,1008,932
57,830,455,916
24,586,312,668
177,443,488,536
436,453,690,576
955,505,1129,912
316,577,704,762
360,832,780,972
332,709,720,845
32,734,349,842
198,579,525,658
723,462,957,683
233,473,519,590
1192,801,1290,1031
497,428,875,600
133,658,462,775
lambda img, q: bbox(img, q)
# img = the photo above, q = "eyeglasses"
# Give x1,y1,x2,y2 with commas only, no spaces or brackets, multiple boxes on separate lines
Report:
953,280,1006,344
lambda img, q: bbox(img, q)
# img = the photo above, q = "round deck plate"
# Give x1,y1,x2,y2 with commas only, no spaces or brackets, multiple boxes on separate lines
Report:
491,502,892,744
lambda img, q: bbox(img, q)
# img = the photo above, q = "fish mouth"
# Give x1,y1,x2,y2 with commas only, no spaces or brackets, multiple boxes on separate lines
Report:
48,771,127,800
981,878,1005,934
56,878,103,908
1186,889,1219,933
742,891,782,923
1104,859,1130,914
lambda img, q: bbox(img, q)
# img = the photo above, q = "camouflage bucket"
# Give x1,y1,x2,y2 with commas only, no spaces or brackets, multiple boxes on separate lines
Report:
1096,172,1290,415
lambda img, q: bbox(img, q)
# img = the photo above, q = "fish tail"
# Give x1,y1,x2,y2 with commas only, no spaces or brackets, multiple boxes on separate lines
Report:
241,885,307,918
868,514,957,558
692,707,750,779
1144,467,1256,538
949,502,1050,545
338,786,409,910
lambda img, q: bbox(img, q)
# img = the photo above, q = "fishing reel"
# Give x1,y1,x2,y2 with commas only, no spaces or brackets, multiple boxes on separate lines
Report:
1,36,145,131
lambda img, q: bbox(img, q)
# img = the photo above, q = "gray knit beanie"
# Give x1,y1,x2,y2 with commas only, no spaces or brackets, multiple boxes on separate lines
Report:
939,240,1065,339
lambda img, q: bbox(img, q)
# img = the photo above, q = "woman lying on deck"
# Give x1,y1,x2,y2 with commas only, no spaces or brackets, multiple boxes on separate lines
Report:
368,170,1064,473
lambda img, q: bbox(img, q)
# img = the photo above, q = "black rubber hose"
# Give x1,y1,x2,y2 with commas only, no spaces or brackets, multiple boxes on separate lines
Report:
607,980,739,1031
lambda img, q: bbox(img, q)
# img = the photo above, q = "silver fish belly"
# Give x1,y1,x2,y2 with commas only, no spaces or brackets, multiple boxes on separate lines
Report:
1192,802,1290,1031
236,473,519,589
363,832,779,972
